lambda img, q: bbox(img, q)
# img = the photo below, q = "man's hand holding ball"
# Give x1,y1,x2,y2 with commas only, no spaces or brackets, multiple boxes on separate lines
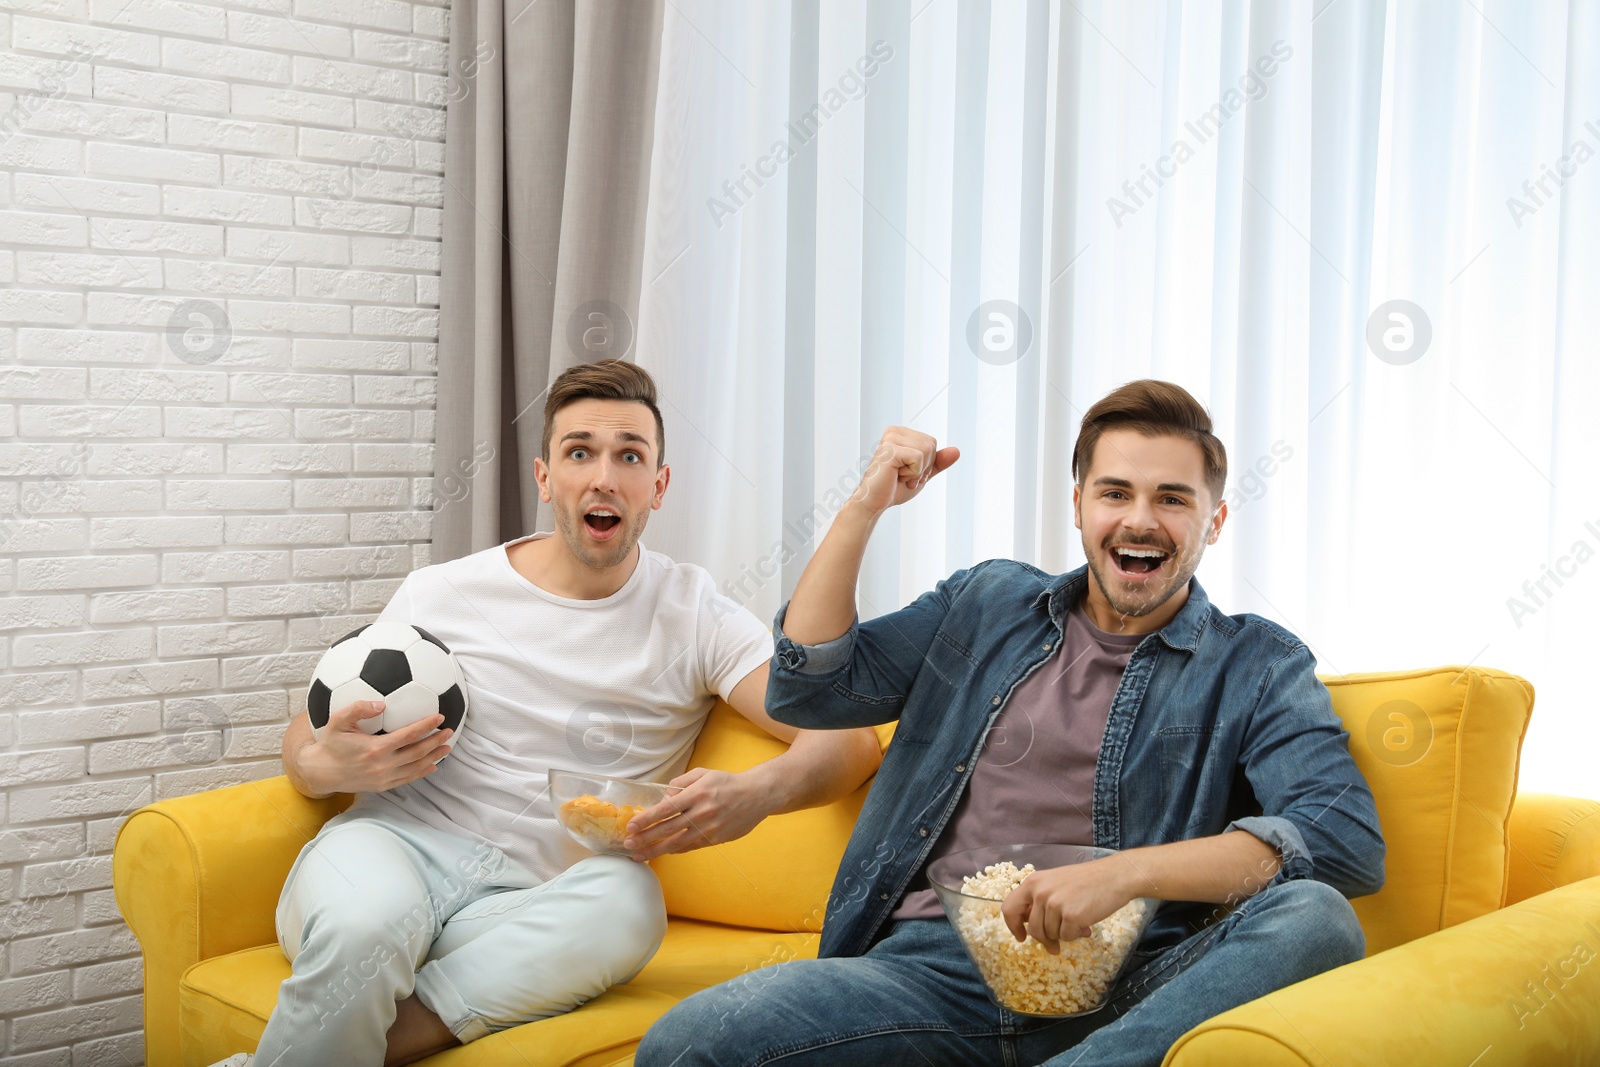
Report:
298,700,455,795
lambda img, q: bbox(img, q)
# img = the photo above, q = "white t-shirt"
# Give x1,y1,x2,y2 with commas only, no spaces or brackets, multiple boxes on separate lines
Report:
350,532,773,881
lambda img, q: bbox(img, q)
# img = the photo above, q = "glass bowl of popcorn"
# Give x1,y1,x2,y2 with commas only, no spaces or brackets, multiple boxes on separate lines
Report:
547,769,678,856
928,844,1158,1018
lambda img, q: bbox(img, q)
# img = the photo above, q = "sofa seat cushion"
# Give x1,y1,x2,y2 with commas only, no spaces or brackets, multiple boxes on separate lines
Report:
1322,666,1533,955
178,918,819,1067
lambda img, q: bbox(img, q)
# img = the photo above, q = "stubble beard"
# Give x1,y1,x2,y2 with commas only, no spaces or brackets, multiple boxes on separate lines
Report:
551,498,649,572
1082,538,1203,622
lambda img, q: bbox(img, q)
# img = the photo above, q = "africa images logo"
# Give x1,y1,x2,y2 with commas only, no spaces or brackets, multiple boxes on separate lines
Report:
1105,40,1293,228
705,40,896,229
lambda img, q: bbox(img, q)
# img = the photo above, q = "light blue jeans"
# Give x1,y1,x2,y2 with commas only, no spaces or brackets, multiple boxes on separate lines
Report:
253,807,667,1067
637,877,1364,1067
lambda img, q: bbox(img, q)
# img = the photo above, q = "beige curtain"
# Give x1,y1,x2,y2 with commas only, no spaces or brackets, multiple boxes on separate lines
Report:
433,0,665,561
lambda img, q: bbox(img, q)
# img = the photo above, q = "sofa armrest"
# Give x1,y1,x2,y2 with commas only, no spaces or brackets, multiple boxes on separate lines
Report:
112,775,351,1067
1162,876,1600,1066
1506,791,1600,905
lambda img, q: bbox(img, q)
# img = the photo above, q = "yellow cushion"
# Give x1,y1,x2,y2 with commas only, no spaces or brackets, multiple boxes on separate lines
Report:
1162,876,1600,1066
1321,666,1532,954
178,918,820,1067
650,701,893,932
1507,792,1600,903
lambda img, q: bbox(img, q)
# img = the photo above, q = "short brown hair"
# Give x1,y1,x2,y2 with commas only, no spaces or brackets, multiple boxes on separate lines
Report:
1072,380,1226,503
541,360,665,467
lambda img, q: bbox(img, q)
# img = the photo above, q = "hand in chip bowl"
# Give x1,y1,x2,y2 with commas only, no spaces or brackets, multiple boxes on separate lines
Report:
548,769,679,857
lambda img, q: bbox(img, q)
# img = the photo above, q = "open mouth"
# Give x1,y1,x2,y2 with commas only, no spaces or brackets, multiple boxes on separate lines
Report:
1109,545,1169,578
583,508,622,541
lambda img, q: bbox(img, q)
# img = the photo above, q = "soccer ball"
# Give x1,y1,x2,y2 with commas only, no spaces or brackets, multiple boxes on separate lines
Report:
306,621,468,745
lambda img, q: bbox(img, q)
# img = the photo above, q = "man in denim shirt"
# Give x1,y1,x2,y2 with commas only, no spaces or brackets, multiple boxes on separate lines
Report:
640,380,1384,1066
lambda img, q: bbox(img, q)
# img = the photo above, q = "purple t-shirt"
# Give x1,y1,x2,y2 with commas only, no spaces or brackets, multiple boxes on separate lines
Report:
892,600,1146,920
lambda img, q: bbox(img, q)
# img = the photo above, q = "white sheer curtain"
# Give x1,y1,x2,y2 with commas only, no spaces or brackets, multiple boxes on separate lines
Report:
632,0,1598,798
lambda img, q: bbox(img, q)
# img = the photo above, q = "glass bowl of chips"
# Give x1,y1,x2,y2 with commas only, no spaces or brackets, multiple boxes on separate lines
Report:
548,768,678,856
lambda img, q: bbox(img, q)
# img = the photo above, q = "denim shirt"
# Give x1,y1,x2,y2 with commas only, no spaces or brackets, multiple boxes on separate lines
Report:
769,561,1385,960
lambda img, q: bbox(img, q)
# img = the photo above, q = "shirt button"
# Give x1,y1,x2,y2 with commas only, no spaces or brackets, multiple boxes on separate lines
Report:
879,892,890,900
955,763,966,773
991,696,1001,705
1043,641,1053,650
918,827,928,837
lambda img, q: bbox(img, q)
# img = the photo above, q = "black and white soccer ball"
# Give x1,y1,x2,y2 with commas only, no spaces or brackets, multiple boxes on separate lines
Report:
306,621,468,745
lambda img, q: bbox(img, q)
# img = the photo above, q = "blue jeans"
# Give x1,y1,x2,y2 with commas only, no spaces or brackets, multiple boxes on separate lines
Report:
637,878,1363,1067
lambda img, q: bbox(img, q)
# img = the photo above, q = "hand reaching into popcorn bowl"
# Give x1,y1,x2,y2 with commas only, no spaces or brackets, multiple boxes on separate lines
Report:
998,850,1147,954
928,845,1158,1017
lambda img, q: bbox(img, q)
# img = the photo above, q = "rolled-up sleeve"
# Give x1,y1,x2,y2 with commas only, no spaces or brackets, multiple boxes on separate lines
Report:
766,566,980,730
1234,648,1386,898
772,607,858,677
1223,814,1314,882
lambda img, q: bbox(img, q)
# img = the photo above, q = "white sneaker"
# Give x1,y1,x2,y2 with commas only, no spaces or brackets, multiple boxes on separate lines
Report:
207,1056,253,1067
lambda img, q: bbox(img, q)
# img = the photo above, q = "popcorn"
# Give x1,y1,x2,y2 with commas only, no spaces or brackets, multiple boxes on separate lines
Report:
952,860,1150,1016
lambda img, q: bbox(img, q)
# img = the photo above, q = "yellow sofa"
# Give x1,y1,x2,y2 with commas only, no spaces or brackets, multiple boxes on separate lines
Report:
114,666,1600,1067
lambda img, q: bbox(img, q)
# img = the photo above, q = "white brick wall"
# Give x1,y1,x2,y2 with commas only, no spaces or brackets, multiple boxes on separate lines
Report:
0,0,449,1055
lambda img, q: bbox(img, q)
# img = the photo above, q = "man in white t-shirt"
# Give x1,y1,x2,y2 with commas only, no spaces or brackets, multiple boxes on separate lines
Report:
214,361,882,1067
